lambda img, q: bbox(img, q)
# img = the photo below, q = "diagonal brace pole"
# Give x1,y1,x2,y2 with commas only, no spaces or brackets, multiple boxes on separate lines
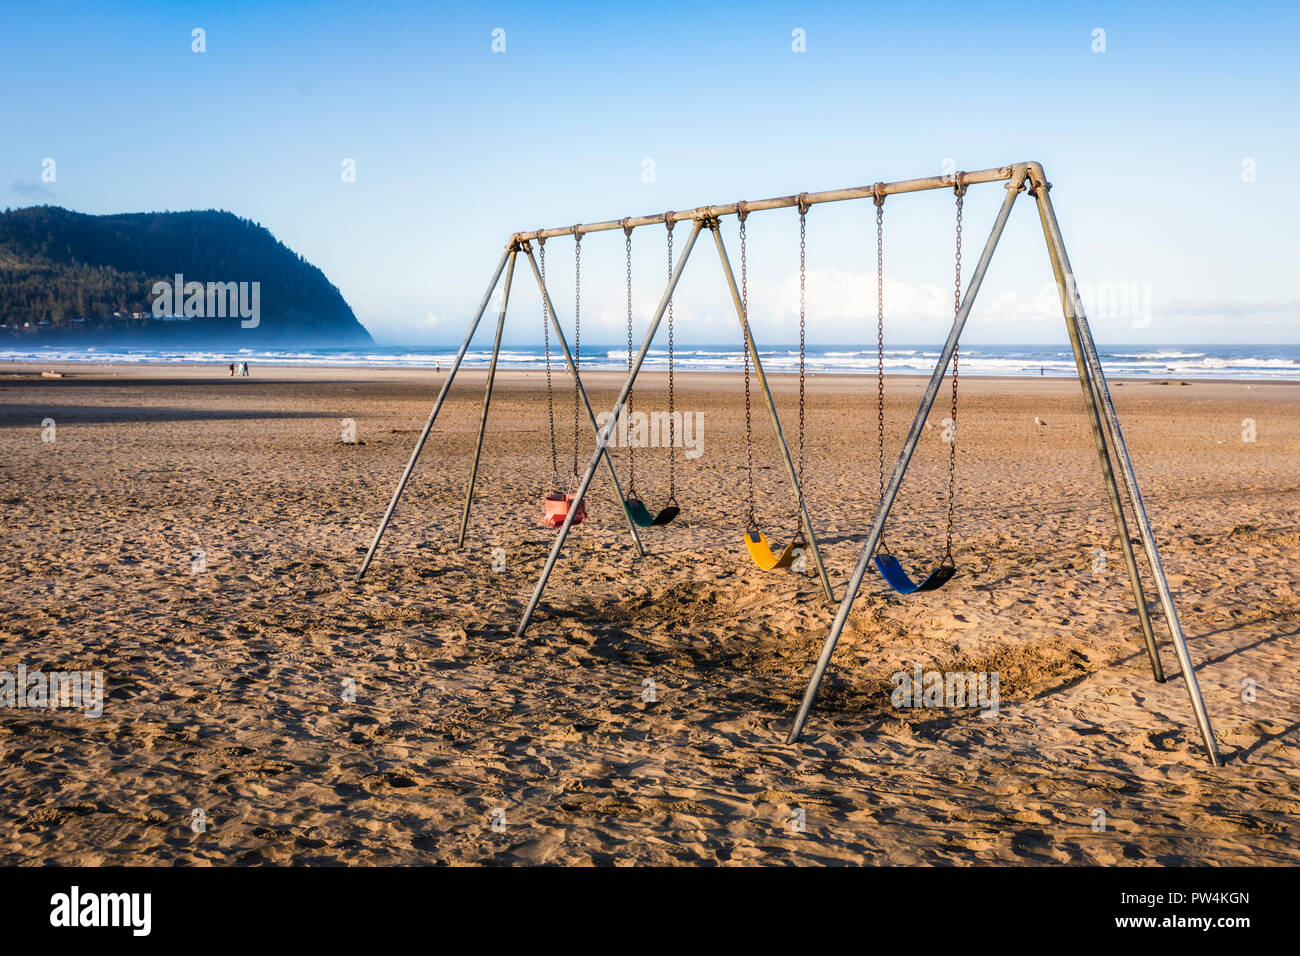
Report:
521,243,646,558
710,221,835,602
1040,201,1165,683
1029,171,1220,766
515,219,705,637
786,169,1026,743
356,244,513,581
456,247,518,548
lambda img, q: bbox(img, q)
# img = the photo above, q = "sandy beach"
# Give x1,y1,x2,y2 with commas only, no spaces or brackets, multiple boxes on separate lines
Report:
1,362,1296,865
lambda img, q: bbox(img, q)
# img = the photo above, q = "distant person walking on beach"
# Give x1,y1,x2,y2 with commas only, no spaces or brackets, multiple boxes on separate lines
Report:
240,361,250,377
229,362,236,376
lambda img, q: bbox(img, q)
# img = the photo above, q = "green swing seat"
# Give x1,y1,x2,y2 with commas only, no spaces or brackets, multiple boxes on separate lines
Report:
625,497,680,527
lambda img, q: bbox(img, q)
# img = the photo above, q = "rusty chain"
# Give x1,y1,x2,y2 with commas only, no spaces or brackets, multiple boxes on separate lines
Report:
540,238,558,486
666,216,676,503
874,187,889,553
945,180,965,564
739,208,755,531
572,229,581,481
796,196,809,531
624,222,636,497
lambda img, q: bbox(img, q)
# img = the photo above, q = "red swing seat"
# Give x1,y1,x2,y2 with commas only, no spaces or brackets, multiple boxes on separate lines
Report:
541,491,587,528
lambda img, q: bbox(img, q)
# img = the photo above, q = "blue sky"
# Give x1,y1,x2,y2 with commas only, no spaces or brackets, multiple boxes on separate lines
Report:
2,1,1297,345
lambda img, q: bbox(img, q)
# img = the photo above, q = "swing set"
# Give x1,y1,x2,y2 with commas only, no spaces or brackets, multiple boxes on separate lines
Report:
621,219,681,528
738,199,819,573
354,161,1222,767
869,183,962,594
537,234,589,528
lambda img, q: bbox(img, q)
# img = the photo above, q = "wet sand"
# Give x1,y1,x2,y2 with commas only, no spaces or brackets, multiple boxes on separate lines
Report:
1,362,1297,865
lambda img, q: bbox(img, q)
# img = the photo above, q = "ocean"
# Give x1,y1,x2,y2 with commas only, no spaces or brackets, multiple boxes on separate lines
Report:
4,343,1299,381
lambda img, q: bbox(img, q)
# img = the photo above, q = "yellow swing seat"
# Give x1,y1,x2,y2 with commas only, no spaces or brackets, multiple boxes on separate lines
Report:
744,530,799,571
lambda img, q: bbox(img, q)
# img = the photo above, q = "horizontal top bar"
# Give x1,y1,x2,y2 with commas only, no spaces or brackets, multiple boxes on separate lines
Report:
510,162,1042,245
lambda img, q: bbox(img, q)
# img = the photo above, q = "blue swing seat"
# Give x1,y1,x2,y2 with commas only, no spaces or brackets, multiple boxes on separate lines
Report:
872,553,956,594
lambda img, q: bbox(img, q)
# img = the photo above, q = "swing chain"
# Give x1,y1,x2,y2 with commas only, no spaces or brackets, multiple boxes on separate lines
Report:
874,186,889,554
572,227,582,482
624,220,636,497
796,195,809,522
945,178,966,564
540,238,559,487
874,188,885,499
666,215,676,503
739,208,756,532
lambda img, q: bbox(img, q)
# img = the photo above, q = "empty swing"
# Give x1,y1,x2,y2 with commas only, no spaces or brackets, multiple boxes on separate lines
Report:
621,219,680,527
869,184,964,593
740,204,807,571
539,236,588,528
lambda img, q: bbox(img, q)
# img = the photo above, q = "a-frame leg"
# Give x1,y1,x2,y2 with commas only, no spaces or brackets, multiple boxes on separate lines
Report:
1028,169,1220,766
1037,188,1165,683
786,170,1026,743
356,244,513,581
709,220,835,602
515,219,705,637
456,247,518,548
520,242,646,558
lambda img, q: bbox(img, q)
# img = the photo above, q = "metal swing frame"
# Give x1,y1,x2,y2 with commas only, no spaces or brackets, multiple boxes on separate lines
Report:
355,222,834,600
357,160,1221,767
355,239,649,579
781,162,1218,766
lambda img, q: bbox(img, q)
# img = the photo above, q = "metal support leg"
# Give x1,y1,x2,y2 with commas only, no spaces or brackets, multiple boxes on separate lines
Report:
710,223,834,602
521,245,645,558
1029,172,1220,766
1047,219,1165,682
786,170,1026,743
356,245,513,581
456,248,517,548
515,219,705,638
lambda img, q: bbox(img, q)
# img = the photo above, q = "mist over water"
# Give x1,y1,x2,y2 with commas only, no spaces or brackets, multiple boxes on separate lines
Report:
5,344,1299,380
